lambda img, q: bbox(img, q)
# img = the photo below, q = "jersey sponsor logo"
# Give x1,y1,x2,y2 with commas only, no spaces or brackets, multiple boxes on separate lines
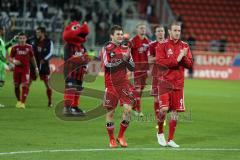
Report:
167,48,173,57
110,58,121,63
138,43,149,53
105,99,110,105
74,51,83,57
17,50,27,55
110,52,115,58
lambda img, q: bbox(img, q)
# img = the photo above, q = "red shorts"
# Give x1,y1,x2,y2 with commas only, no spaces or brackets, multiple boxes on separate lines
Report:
14,71,30,85
158,89,185,112
104,83,138,111
134,71,147,89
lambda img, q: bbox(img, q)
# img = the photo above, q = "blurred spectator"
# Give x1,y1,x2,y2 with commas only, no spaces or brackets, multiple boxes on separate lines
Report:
112,10,122,25
126,6,134,18
209,39,220,52
29,3,38,18
36,9,44,21
40,1,49,18
0,12,11,29
146,0,154,22
219,35,227,52
186,33,196,50
176,14,183,23
0,0,141,48
116,0,123,8
95,14,110,45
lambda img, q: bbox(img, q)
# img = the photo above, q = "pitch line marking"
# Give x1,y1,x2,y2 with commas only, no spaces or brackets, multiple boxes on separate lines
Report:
0,148,240,155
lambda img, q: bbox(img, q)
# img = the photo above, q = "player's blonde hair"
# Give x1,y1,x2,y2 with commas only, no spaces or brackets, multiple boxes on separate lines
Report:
136,22,146,28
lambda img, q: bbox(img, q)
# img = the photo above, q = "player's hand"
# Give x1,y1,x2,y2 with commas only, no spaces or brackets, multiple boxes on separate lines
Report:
177,48,188,62
13,59,22,66
13,35,19,41
6,62,14,71
40,59,46,65
35,68,39,77
181,48,188,56
123,49,131,61
177,52,184,62
147,70,152,77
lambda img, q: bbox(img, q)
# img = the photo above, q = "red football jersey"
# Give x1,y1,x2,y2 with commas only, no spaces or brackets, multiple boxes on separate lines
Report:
148,40,159,76
10,44,34,73
101,42,132,87
148,40,158,57
130,35,150,72
156,39,193,89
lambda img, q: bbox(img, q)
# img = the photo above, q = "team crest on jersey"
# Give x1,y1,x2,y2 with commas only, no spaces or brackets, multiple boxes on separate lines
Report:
110,52,115,58
167,48,173,57
138,43,148,53
74,51,83,56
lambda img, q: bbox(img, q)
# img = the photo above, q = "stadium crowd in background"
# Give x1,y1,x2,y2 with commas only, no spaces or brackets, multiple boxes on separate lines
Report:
0,0,127,47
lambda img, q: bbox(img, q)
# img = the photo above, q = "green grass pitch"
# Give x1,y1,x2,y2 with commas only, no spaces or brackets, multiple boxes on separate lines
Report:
0,73,240,160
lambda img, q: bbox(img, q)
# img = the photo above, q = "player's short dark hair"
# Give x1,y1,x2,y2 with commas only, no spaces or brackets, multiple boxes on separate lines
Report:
110,25,123,35
18,32,26,36
36,26,46,34
154,25,164,32
168,21,181,30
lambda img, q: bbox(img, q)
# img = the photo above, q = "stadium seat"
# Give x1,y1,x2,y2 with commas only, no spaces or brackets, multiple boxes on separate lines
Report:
168,0,240,52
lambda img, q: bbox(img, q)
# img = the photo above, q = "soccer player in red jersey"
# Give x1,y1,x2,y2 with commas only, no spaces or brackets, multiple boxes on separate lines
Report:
149,25,165,98
101,25,137,148
129,23,150,117
28,27,54,107
9,32,38,109
148,25,167,142
155,22,193,147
